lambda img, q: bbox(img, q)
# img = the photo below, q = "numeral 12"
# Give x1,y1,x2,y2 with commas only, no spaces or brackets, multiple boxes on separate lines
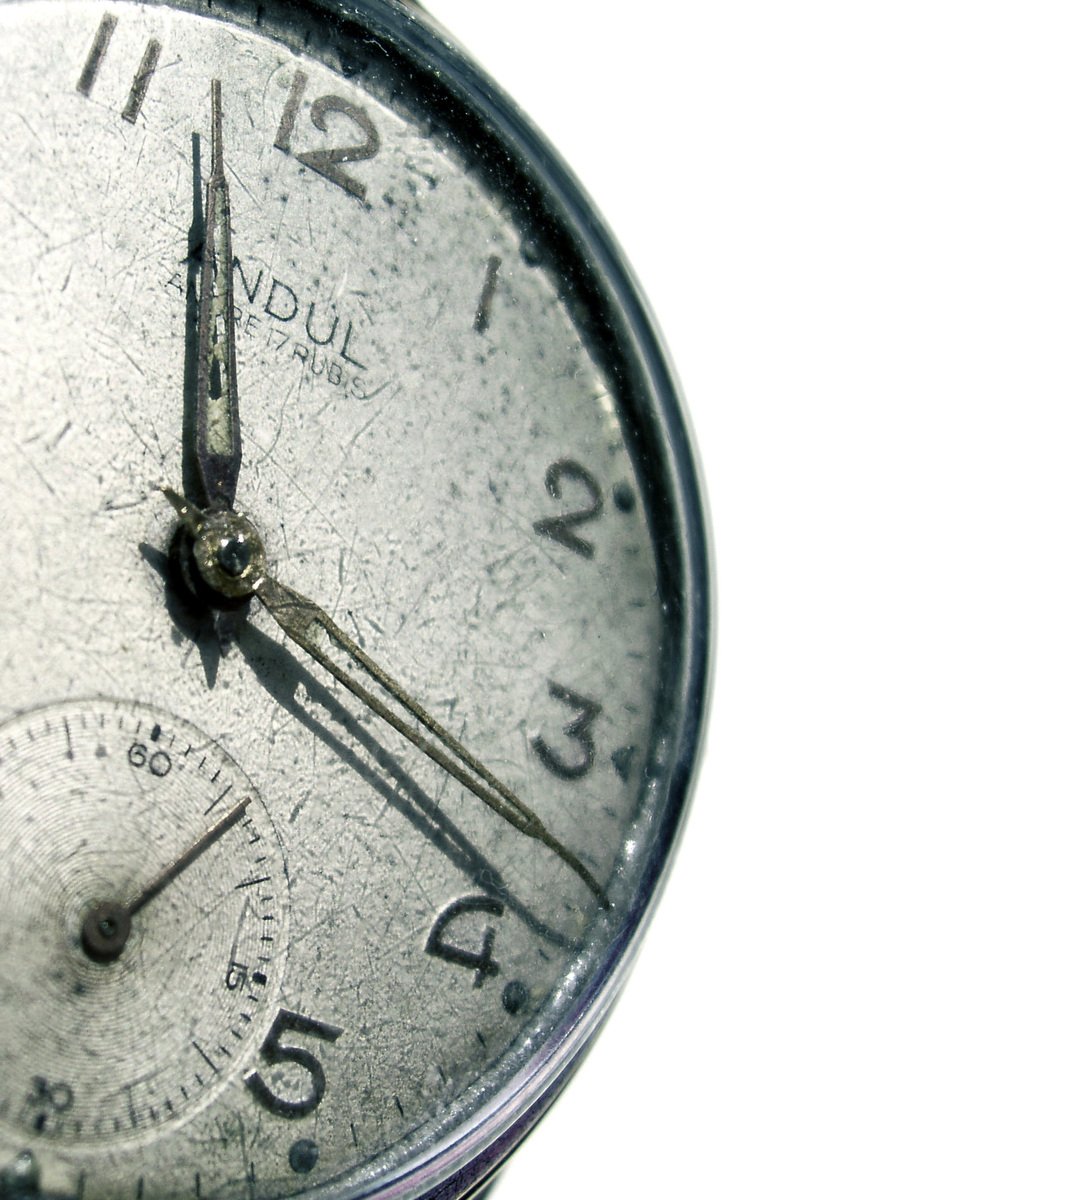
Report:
274,70,381,203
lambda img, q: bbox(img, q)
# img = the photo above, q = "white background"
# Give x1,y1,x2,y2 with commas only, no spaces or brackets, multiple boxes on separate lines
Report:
431,3,1076,1197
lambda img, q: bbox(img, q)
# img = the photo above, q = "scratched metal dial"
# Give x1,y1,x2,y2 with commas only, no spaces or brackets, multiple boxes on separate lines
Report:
0,1,706,1198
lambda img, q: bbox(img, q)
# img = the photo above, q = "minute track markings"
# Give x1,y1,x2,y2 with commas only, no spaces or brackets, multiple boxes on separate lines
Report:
204,782,233,815
235,874,272,889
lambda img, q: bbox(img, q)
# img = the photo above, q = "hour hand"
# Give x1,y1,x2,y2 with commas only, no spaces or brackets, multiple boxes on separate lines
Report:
195,79,241,509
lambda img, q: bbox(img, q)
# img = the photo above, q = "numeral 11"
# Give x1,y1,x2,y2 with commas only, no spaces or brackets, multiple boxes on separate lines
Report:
76,12,161,124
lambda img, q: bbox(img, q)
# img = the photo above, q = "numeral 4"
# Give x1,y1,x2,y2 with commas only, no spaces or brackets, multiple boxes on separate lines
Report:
426,896,505,987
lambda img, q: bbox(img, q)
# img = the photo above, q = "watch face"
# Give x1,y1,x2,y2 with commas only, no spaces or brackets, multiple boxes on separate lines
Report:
0,1,709,1197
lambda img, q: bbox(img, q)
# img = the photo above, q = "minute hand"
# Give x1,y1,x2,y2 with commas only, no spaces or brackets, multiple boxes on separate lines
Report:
252,573,609,908
195,79,242,509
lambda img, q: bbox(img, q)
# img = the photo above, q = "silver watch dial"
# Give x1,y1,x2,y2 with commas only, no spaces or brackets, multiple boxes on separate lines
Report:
0,1,707,1197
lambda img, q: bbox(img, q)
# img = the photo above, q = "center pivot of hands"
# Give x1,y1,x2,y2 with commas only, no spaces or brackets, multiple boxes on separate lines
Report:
191,508,267,602
81,900,132,964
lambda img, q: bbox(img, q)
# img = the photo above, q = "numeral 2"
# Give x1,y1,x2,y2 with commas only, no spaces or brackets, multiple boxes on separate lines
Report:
275,71,381,203
76,13,161,124
533,460,604,559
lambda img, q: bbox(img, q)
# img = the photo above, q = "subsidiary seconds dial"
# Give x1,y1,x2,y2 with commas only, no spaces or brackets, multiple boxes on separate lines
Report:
0,701,288,1146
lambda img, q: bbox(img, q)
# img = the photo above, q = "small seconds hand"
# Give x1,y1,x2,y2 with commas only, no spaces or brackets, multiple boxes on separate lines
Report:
81,796,251,963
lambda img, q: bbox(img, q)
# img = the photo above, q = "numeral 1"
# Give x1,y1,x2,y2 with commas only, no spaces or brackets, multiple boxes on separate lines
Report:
474,255,502,333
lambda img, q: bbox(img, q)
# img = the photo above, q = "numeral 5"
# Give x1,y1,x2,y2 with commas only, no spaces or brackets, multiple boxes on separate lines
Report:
245,1008,344,1119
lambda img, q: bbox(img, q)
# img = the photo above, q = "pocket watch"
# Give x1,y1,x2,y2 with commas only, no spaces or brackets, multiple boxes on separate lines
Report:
0,1,710,1197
